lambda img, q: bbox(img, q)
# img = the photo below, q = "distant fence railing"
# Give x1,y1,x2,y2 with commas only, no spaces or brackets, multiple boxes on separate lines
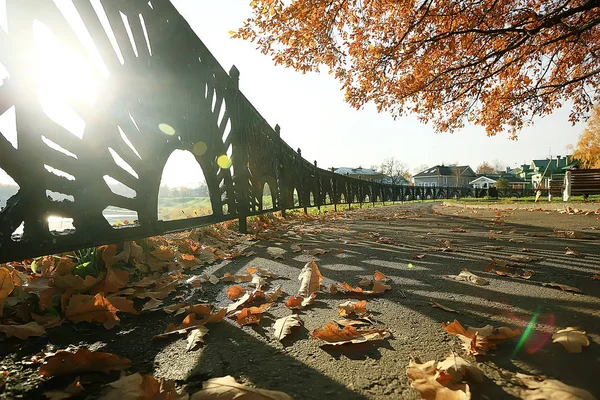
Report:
0,1,534,263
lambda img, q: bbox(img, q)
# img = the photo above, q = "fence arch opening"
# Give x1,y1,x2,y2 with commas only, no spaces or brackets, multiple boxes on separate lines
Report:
262,182,273,210
292,188,299,207
309,192,315,206
339,193,345,204
158,150,212,221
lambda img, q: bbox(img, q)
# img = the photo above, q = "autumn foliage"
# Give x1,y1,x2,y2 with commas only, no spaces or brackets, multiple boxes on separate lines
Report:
236,0,600,137
573,104,600,168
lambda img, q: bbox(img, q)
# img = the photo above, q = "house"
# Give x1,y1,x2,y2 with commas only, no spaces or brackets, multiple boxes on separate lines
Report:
529,156,576,188
334,167,409,185
413,165,476,187
469,173,528,189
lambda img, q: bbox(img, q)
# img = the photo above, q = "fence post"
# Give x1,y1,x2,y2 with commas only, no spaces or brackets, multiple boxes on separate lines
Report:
229,65,248,234
331,167,337,212
358,176,363,208
275,124,286,218
314,160,321,212
563,170,571,202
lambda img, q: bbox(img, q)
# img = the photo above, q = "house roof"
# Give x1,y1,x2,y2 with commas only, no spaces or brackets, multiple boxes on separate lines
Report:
472,173,526,184
334,167,382,176
413,165,476,178
531,157,571,172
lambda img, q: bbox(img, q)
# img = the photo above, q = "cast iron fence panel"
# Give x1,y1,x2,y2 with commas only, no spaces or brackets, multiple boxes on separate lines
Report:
0,0,535,263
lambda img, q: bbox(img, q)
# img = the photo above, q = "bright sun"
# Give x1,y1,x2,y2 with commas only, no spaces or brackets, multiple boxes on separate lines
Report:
33,20,97,139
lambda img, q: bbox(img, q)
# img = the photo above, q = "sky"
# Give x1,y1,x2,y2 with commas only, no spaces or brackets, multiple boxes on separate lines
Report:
0,0,587,188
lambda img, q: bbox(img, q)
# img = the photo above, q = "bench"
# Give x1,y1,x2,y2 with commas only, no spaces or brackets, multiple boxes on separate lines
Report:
563,169,600,200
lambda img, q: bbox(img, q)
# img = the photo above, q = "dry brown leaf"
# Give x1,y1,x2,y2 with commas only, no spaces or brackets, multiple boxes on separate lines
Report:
43,376,84,400
593,274,600,281
406,358,470,400
247,267,279,278
565,247,583,257
297,261,323,296
484,264,533,280
162,303,191,314
92,267,129,294
290,244,301,252
373,270,388,282
304,248,326,256
114,241,143,264
337,300,368,317
411,253,425,259
190,375,292,400
430,301,458,313
227,285,246,300
226,292,254,313
39,348,130,377
31,314,62,328
51,273,105,291
335,318,373,327
220,273,253,283
266,247,286,259
0,321,46,340
554,230,585,239
542,282,582,294
552,327,590,353
187,326,210,351
102,373,187,400
448,228,468,233
509,255,543,263
446,269,489,286
481,245,503,250
236,303,273,326
272,314,303,341
436,353,485,385
285,293,316,309
65,293,136,329
516,373,596,400
151,246,175,261
141,298,163,312
264,286,284,303
442,320,522,355
310,322,390,345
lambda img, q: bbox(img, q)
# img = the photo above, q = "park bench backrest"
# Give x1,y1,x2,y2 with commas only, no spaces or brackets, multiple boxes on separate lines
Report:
569,169,600,195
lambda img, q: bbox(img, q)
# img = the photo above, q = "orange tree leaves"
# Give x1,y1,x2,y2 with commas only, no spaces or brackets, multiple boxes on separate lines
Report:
235,1,600,137
310,322,390,345
39,348,130,377
573,104,600,168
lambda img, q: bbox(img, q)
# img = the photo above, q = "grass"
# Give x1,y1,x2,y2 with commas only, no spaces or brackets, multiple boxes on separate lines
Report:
445,194,600,204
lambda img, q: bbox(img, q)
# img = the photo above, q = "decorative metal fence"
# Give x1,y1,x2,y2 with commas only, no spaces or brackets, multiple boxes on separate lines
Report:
0,1,533,263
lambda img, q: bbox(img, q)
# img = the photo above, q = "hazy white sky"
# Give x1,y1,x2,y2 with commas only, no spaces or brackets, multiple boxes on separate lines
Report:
0,0,587,188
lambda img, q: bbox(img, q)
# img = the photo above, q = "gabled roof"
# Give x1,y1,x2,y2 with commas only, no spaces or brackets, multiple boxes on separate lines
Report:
413,165,476,178
334,167,381,176
531,157,571,172
472,173,526,184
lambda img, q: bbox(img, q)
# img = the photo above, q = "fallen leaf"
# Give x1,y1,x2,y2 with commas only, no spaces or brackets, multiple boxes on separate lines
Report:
266,247,286,259
162,303,191,314
448,228,467,233
593,275,600,280
304,248,326,256
40,348,130,377
190,375,292,400
51,273,105,291
542,282,582,293
65,293,135,329
446,269,489,286
484,263,533,280
220,273,253,283
226,292,254,313
151,246,175,261
264,286,283,303
442,320,522,355
272,314,303,341
290,244,301,252
227,285,246,300
565,247,583,257
552,327,590,353
411,253,425,259
554,230,585,239
509,255,543,263
285,293,316,309
516,373,596,400
43,376,84,400
310,322,389,345
0,321,46,340
31,314,62,328
335,318,373,327
297,261,323,296
406,357,470,400
102,373,186,400
141,298,163,312
337,300,368,317
186,326,210,351
236,303,273,326
481,246,503,250
430,301,458,313
373,270,388,282
250,274,267,288
247,267,279,278
436,353,484,385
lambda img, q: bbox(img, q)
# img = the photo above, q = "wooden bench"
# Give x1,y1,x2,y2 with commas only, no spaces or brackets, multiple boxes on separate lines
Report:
563,168,600,200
